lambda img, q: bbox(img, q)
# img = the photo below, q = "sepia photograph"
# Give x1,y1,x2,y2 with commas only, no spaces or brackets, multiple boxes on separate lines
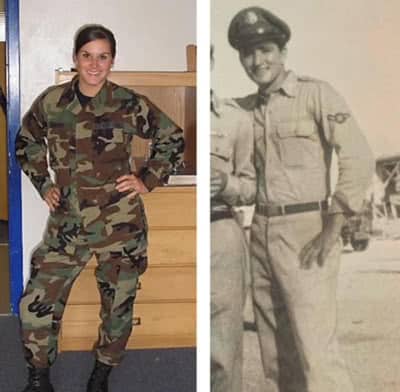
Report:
211,1,400,391
1,1,196,391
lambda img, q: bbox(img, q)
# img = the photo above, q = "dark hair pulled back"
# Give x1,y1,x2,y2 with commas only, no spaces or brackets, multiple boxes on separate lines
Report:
74,24,116,58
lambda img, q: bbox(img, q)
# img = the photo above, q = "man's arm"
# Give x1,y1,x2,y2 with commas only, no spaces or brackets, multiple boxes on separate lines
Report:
318,82,375,215
217,106,256,206
300,82,374,268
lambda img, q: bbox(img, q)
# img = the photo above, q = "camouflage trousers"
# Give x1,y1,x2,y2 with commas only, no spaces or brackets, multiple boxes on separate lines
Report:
19,189,148,368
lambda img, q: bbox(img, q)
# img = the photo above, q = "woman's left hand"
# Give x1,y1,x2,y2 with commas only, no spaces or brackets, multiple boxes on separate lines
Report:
116,174,149,199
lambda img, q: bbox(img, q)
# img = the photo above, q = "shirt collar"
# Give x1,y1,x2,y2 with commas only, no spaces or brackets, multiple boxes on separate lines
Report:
279,70,298,97
257,70,298,105
211,90,221,117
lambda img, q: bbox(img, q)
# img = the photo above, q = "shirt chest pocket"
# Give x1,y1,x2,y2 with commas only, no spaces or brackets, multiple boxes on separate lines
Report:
274,119,322,169
211,131,231,162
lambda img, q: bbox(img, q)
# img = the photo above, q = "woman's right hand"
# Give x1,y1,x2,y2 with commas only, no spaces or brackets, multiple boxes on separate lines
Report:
44,186,61,212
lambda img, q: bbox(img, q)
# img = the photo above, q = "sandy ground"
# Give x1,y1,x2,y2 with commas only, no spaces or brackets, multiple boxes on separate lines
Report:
242,238,400,392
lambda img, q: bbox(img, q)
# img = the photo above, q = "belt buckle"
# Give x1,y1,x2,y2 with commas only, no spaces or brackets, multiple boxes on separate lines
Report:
279,205,286,216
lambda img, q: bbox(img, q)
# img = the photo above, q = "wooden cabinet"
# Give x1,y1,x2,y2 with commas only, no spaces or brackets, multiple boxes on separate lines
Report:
59,186,196,351
56,46,196,351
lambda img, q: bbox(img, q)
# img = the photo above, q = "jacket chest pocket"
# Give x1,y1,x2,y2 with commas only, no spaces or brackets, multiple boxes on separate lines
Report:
47,126,74,167
274,119,322,169
92,118,131,162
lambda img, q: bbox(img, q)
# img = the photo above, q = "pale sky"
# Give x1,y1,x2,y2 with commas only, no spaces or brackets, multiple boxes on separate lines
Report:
211,0,400,158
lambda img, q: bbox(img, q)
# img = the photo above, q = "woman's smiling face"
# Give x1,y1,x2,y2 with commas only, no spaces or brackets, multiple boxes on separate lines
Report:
74,38,114,96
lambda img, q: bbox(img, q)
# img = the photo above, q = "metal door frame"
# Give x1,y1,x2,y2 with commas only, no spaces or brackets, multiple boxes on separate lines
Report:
6,0,22,314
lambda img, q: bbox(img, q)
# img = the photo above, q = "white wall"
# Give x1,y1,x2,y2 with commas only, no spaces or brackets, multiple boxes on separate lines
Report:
20,0,196,282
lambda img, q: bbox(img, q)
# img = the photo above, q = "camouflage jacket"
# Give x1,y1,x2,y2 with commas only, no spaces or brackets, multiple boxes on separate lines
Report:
16,76,185,205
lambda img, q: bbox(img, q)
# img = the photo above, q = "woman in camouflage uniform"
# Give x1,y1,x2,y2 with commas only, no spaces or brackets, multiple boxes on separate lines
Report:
16,24,184,392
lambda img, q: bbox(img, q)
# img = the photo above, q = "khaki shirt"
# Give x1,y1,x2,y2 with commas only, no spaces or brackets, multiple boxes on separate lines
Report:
211,95,256,209
235,71,374,215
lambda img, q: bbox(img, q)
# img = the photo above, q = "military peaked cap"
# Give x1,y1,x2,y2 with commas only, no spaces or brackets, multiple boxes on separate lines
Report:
228,7,291,50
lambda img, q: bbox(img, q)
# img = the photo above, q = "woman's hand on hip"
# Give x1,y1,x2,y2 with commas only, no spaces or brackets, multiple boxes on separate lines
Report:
44,187,61,212
116,174,149,199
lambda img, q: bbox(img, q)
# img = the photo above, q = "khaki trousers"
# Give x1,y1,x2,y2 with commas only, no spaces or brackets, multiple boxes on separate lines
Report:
211,218,248,392
250,210,354,392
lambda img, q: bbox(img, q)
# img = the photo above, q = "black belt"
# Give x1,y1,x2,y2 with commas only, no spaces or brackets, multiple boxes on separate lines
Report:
211,209,234,222
256,200,328,217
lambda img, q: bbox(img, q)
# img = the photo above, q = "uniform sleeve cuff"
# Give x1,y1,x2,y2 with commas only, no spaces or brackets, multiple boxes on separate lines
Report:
39,178,55,199
218,174,234,201
328,196,352,216
139,169,163,192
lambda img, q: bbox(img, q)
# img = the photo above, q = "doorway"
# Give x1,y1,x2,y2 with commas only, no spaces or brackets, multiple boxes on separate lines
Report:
0,6,9,313
2,0,22,315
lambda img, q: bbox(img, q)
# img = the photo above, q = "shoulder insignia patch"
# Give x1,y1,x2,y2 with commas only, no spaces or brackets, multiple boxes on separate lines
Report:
327,112,351,124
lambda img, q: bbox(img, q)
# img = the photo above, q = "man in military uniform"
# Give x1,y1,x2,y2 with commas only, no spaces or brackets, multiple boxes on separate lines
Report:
228,7,374,392
211,45,256,392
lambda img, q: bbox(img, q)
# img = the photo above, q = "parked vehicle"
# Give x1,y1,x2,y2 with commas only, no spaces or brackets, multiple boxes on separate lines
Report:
341,202,373,251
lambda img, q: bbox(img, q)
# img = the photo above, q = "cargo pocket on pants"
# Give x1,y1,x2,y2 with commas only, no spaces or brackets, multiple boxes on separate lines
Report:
122,230,148,275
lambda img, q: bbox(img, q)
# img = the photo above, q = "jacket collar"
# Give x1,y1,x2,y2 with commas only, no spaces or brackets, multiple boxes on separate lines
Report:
57,75,114,113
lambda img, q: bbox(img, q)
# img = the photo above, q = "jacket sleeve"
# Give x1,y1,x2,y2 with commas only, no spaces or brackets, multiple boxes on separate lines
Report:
218,107,256,206
133,95,185,191
316,82,375,215
15,94,54,198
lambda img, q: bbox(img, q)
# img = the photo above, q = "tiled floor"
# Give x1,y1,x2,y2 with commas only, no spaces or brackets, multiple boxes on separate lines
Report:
0,244,10,313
